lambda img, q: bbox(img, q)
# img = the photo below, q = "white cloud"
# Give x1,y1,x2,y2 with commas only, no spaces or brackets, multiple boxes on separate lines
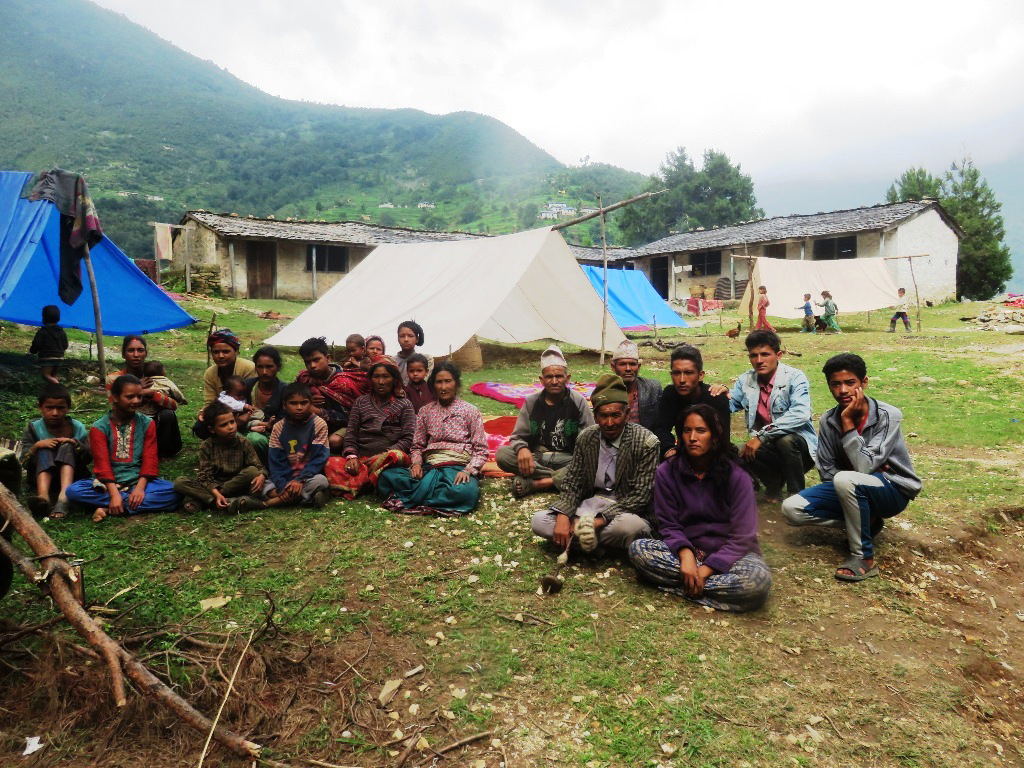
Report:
91,0,1024,181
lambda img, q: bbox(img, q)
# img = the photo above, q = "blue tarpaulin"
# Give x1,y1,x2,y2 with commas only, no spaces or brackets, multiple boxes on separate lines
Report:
580,265,687,329
0,171,195,335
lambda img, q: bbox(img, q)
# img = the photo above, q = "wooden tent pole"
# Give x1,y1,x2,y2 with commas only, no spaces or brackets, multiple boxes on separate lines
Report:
908,257,923,332
82,243,106,384
551,188,668,231
598,193,609,366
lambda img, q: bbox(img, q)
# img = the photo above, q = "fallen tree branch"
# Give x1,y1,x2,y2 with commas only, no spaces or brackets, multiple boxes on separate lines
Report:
434,730,493,756
0,484,261,759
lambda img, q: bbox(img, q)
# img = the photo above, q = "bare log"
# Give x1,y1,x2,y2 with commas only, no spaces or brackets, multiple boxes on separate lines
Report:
0,484,261,759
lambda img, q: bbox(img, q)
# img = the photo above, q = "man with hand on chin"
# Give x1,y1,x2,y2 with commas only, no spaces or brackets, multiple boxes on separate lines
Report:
711,330,816,503
782,353,921,582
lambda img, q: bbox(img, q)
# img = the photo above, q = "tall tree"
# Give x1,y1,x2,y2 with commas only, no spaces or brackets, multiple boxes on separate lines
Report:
618,148,763,246
885,166,943,203
942,157,1013,299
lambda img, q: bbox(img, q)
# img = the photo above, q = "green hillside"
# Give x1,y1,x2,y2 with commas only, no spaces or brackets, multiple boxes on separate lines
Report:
0,0,646,256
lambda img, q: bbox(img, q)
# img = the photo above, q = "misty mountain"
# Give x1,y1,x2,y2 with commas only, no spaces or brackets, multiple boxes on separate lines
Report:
0,0,645,257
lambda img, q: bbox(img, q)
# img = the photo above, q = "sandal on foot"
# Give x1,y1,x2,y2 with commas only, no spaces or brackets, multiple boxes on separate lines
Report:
50,500,70,519
26,495,50,518
574,514,598,552
511,477,536,499
835,557,879,582
229,495,264,514
180,499,201,515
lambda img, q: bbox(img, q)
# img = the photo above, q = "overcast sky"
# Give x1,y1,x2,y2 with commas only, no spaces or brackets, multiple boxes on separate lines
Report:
90,0,1024,180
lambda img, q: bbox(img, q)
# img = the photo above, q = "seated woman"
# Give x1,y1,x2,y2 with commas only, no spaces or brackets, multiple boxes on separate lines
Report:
193,329,256,440
107,335,183,458
66,375,181,522
378,362,487,516
394,320,434,386
327,356,415,499
628,404,772,612
242,345,287,465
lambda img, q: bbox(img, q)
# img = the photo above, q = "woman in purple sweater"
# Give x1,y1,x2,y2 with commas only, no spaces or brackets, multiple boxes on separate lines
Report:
629,404,772,612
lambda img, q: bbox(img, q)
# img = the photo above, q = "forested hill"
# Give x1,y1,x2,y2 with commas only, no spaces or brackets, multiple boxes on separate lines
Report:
0,0,646,257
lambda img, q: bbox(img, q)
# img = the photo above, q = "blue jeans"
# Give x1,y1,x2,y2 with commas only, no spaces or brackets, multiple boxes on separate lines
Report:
782,472,909,559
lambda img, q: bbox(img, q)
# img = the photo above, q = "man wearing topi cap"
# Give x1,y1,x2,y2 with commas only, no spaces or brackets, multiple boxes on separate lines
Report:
497,345,594,498
531,373,660,555
610,339,661,432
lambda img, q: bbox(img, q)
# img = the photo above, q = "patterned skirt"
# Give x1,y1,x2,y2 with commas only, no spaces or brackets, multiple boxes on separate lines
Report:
325,450,410,500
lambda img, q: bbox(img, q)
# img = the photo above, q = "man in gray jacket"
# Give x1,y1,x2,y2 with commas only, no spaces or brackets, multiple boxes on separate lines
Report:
782,353,921,582
497,345,594,497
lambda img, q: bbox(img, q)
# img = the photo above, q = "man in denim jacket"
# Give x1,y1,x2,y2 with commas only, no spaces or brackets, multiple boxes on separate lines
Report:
712,330,816,502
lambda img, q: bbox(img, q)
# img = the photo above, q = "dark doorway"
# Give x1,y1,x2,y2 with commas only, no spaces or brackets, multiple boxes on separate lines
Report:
246,241,276,299
650,256,669,299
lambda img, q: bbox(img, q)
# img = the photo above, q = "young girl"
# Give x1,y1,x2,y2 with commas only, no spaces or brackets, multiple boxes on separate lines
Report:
754,286,775,332
628,404,772,612
403,353,436,413
365,335,386,358
30,305,68,385
816,290,842,333
395,320,433,386
65,375,181,521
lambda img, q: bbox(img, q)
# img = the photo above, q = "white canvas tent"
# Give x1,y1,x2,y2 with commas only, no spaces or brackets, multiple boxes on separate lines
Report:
739,256,900,320
266,227,626,356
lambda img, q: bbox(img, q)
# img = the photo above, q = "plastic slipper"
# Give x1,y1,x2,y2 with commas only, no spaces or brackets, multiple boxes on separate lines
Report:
511,477,535,499
835,557,879,582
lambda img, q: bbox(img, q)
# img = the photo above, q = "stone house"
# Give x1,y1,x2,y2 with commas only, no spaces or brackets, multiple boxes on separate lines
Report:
169,212,477,300
627,200,961,303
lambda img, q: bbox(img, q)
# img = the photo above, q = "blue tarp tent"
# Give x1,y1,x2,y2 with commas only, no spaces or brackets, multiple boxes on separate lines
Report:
0,171,195,335
581,265,688,330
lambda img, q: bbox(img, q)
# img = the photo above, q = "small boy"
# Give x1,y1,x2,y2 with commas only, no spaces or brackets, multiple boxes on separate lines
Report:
65,375,181,521
20,383,92,518
796,293,815,333
403,353,436,413
888,288,912,334
140,360,188,417
262,382,330,508
174,401,266,514
296,336,368,452
342,333,368,370
30,305,69,385
782,353,921,581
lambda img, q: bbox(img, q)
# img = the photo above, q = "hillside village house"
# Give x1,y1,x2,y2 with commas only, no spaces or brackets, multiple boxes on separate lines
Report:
170,212,476,300
625,200,961,303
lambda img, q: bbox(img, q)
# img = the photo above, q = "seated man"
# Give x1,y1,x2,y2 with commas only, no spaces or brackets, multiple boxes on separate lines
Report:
653,344,731,461
531,374,660,554
610,340,661,432
713,330,816,502
496,345,594,498
782,354,921,582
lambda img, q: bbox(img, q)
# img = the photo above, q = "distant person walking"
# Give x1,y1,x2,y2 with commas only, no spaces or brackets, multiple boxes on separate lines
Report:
816,290,841,333
754,286,775,332
796,293,816,333
889,288,912,334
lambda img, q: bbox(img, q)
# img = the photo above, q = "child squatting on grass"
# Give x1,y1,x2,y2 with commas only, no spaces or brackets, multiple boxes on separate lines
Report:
173,400,267,514
65,375,181,521
781,353,922,581
20,383,92,519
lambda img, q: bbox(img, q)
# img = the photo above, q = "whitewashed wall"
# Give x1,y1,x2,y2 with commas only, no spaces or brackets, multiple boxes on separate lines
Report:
885,209,959,302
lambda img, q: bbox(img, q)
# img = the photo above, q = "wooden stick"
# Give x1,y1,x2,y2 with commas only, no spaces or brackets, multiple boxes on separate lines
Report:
551,189,668,230
198,627,256,767
434,730,493,755
0,486,261,758
82,243,107,383
393,725,427,768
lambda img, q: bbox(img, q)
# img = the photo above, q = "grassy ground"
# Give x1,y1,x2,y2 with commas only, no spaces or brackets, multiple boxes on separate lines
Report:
1,297,1022,767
